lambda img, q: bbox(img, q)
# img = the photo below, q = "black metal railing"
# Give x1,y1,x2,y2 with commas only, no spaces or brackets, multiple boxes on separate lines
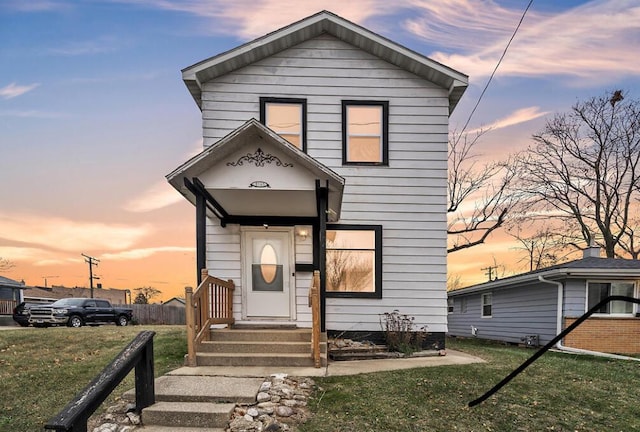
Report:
44,330,156,432
469,296,640,407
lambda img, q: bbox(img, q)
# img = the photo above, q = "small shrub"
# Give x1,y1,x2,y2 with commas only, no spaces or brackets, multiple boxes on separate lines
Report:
379,310,429,355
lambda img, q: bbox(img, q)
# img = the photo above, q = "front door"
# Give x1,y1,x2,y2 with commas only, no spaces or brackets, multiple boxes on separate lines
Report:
243,229,293,319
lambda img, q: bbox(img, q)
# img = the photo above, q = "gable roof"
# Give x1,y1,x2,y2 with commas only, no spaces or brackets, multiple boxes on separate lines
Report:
182,10,468,113
449,257,640,296
166,118,345,221
0,275,24,288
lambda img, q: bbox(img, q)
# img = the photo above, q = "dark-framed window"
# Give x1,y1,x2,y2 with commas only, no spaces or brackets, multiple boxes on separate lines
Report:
587,281,635,315
481,292,492,318
260,97,307,152
325,224,382,298
342,100,389,165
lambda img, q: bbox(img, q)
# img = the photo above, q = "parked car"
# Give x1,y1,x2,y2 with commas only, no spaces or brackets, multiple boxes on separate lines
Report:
28,298,133,328
12,302,41,327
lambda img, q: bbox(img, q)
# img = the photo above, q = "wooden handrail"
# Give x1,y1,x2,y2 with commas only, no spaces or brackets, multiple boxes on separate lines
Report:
185,270,235,366
309,270,321,368
45,331,155,431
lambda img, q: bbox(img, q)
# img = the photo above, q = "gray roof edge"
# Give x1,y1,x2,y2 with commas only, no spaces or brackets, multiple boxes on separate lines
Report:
182,10,468,104
449,262,640,296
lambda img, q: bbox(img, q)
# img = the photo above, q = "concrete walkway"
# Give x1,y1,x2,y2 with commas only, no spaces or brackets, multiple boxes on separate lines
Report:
168,349,484,378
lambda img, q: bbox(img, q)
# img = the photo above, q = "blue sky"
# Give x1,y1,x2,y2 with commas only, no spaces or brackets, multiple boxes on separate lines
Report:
1,0,639,297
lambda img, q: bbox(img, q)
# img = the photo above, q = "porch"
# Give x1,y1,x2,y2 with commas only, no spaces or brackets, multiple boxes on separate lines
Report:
185,269,326,368
167,119,345,338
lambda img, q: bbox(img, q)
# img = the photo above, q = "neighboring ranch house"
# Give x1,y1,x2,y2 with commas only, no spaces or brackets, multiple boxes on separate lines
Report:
447,246,640,354
167,10,468,348
0,276,24,325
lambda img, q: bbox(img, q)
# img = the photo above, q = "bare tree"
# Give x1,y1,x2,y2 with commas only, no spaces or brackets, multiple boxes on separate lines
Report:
509,226,564,271
447,129,522,253
134,286,162,304
0,257,14,272
519,91,640,258
447,273,463,291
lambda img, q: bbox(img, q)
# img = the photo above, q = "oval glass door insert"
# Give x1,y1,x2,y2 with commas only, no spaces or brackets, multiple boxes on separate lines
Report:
260,243,278,283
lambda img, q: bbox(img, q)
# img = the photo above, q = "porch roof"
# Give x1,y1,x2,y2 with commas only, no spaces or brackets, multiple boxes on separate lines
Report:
166,119,345,222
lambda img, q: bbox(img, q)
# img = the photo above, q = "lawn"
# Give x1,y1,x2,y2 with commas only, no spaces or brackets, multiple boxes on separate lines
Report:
2,329,639,432
0,325,186,432
302,338,640,432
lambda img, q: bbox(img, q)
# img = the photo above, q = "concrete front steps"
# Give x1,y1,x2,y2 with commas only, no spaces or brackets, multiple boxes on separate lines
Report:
195,328,327,367
125,375,264,431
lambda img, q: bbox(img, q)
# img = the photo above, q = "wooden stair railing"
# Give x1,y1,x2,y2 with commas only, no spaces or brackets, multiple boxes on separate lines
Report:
185,269,235,366
309,270,321,368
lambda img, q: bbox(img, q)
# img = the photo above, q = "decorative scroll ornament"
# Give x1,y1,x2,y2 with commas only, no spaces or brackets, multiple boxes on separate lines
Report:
226,148,293,168
249,181,271,188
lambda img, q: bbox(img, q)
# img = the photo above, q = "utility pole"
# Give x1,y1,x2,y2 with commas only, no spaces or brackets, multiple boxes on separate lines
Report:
82,253,100,298
42,275,59,287
481,265,498,282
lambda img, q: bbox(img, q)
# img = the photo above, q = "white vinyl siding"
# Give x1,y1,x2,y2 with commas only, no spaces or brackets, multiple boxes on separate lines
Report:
202,34,449,333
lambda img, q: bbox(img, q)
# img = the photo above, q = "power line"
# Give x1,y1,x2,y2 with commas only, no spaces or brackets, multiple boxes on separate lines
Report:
457,0,534,139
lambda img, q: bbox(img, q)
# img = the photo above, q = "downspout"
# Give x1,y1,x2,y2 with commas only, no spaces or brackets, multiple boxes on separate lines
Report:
538,275,640,362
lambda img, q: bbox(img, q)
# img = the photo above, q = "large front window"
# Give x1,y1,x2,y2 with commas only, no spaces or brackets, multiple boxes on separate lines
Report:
260,97,306,151
325,225,382,298
342,101,388,165
587,281,635,315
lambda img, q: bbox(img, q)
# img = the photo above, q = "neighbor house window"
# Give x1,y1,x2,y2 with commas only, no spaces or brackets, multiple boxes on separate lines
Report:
260,97,307,151
325,225,382,298
481,293,492,318
587,281,635,315
460,297,468,313
342,100,388,165
448,298,454,314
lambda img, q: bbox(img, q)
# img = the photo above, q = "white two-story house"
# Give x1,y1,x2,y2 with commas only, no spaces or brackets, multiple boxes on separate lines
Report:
167,10,468,352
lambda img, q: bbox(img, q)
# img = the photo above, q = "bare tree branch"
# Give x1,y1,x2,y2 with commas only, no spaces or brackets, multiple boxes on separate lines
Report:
447,129,522,253
518,91,640,258
0,257,15,272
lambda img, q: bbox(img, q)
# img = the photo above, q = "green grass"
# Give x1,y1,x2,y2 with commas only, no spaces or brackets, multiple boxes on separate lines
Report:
301,338,640,432
0,325,186,432
3,329,639,432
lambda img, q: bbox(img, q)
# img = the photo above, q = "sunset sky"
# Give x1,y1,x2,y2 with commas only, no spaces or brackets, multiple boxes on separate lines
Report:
1,0,639,301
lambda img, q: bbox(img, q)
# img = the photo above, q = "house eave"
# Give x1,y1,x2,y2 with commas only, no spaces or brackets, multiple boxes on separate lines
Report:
182,10,468,112
448,267,640,297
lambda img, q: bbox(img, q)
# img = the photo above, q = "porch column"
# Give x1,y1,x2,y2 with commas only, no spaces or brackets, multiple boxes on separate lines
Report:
315,180,328,332
195,187,206,285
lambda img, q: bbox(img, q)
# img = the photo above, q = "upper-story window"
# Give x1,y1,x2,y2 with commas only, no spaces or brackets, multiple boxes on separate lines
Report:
342,100,389,165
587,281,636,315
260,97,307,151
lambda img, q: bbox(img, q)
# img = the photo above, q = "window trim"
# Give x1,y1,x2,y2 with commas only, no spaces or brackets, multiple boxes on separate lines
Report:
585,280,637,317
325,224,383,299
481,292,492,318
341,100,389,166
447,298,454,314
259,97,307,152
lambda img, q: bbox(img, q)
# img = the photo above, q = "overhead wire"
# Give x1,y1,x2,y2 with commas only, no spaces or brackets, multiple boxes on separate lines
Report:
457,0,535,140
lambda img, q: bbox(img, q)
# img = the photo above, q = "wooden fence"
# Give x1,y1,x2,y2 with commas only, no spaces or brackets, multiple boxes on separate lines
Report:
119,304,186,325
